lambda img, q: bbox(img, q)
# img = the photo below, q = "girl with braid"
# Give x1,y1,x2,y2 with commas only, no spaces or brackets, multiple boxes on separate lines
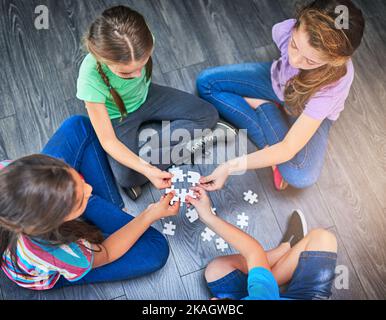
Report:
77,6,219,200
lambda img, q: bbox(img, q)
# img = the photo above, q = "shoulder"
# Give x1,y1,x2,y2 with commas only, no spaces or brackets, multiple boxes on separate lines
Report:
272,19,296,49
78,53,101,81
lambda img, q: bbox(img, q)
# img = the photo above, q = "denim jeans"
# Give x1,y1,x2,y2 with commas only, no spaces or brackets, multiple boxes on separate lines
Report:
197,62,333,188
207,251,337,300
41,115,169,287
108,83,219,189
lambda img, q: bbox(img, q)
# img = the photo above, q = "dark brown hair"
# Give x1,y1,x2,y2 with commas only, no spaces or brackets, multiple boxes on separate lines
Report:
284,0,365,116
84,6,154,119
0,155,104,271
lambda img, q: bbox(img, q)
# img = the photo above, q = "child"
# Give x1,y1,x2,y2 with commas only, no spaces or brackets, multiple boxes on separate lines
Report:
197,0,365,191
0,116,179,290
186,188,338,300
77,5,219,200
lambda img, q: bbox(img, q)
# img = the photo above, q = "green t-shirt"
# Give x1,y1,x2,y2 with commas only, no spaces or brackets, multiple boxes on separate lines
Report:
76,53,151,120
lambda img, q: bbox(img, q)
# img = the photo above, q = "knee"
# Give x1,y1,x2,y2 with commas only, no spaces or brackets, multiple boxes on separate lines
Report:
204,256,235,283
280,166,320,189
307,229,337,253
204,258,223,283
198,101,219,129
63,115,92,132
196,68,218,98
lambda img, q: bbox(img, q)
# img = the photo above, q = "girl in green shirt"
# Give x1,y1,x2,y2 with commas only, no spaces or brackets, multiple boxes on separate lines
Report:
77,6,219,199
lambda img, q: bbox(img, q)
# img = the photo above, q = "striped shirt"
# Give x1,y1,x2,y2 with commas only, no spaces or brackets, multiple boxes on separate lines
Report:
2,235,94,290
1,159,94,290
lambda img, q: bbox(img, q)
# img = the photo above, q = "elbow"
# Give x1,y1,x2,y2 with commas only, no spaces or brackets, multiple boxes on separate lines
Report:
100,137,118,153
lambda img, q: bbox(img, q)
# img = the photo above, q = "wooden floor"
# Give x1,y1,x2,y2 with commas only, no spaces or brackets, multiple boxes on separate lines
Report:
0,0,385,300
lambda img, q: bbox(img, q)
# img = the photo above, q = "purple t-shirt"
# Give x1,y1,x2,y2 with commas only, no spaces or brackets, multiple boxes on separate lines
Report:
270,19,355,121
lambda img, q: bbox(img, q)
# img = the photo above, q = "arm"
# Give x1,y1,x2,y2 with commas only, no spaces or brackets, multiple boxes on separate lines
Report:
85,101,172,189
200,114,322,190
186,188,269,271
85,101,151,174
92,192,179,268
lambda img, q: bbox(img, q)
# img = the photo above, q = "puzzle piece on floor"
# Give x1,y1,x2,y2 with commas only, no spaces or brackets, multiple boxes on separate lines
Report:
237,212,249,229
163,221,176,236
243,190,258,204
215,237,229,252
201,227,216,242
187,170,200,186
169,167,186,183
186,207,199,223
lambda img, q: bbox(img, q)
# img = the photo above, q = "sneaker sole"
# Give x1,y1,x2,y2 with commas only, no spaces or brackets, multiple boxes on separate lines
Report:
294,209,308,237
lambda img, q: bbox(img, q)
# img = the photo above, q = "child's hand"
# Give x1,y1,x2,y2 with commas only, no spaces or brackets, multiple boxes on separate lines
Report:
145,192,180,221
199,163,230,191
146,166,172,190
185,187,213,220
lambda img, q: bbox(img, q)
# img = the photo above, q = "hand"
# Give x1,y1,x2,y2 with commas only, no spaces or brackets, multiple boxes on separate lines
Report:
145,192,180,221
146,166,172,190
199,163,230,191
185,187,214,220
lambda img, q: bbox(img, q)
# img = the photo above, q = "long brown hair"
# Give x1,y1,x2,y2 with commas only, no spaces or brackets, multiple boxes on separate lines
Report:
284,0,365,116
0,155,104,271
84,6,154,119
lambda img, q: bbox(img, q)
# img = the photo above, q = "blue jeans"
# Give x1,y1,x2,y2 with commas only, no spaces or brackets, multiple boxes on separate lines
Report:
197,62,333,188
41,115,169,287
207,251,338,300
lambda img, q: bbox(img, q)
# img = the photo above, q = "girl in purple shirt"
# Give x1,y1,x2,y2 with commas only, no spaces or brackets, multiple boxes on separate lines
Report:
197,0,365,191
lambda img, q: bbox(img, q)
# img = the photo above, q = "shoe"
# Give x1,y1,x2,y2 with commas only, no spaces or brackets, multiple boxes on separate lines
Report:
273,166,288,191
281,210,308,247
214,119,238,136
122,186,142,201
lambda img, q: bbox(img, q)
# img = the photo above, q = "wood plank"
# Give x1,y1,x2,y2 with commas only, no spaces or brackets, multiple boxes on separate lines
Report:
119,185,189,300
318,125,386,300
328,227,368,300
0,115,27,159
181,269,210,300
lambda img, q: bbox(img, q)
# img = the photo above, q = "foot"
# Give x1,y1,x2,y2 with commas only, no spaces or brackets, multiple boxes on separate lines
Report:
281,210,308,247
178,120,238,165
122,185,142,201
272,165,288,191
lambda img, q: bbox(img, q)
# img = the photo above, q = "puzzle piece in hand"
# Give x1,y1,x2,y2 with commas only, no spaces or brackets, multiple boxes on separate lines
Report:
163,221,176,236
201,227,216,242
187,170,200,186
215,237,229,252
243,190,258,204
169,167,186,183
186,207,199,223
179,188,196,203
211,207,217,215
165,185,176,194
237,212,249,229
169,190,180,205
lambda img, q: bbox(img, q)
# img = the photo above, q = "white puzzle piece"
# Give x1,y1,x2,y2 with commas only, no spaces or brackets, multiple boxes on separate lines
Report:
169,167,186,183
215,237,229,252
163,221,176,236
243,190,258,204
186,207,199,223
237,212,249,229
187,170,200,186
201,227,215,242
